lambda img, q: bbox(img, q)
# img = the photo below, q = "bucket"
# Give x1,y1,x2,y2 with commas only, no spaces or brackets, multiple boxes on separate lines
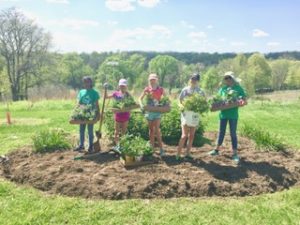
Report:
181,111,200,127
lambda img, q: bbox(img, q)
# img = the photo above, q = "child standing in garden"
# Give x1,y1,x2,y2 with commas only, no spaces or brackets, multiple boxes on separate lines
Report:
105,79,132,150
209,71,247,163
74,76,100,153
139,73,165,156
177,74,205,160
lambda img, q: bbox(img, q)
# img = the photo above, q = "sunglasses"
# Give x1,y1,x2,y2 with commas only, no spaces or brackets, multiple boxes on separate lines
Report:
224,76,232,80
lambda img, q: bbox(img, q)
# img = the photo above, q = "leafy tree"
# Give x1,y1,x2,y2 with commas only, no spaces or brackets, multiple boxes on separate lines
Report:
202,67,220,95
149,55,179,93
0,8,51,100
270,59,290,90
62,53,94,90
286,61,300,89
247,53,272,90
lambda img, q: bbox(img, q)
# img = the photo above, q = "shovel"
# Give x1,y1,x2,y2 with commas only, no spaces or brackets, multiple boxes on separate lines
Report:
93,83,109,152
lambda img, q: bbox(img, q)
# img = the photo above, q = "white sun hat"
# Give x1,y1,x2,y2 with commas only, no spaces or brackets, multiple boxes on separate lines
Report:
118,78,127,86
148,73,159,80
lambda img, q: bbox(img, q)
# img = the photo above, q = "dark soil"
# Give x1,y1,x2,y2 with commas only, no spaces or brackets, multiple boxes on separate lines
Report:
1,132,300,200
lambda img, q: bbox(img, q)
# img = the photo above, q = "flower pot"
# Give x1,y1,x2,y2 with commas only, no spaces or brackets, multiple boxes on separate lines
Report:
135,155,143,162
125,155,135,163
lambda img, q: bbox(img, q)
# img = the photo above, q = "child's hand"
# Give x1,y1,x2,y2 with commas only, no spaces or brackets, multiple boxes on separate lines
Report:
179,104,184,111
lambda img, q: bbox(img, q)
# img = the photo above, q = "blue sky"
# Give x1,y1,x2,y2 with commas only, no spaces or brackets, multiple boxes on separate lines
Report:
0,0,299,53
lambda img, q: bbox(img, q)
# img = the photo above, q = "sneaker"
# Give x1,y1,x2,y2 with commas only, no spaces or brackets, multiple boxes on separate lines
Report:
208,149,219,156
74,146,84,152
112,145,121,153
87,147,95,154
232,154,240,163
185,154,193,160
176,154,183,161
159,148,165,156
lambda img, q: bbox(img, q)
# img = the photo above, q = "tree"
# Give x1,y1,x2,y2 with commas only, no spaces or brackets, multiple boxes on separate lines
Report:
286,61,300,89
149,55,179,93
202,67,221,95
0,8,51,101
270,59,289,90
61,53,93,90
247,53,272,90
97,53,146,90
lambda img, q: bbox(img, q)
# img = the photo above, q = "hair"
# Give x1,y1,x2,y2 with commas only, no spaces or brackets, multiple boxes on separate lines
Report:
148,73,159,87
82,76,93,88
188,79,199,88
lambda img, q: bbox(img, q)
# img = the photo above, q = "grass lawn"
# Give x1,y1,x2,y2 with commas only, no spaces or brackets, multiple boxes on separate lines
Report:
1,99,300,224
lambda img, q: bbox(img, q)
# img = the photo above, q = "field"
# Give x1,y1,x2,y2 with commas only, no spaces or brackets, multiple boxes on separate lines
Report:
1,91,300,224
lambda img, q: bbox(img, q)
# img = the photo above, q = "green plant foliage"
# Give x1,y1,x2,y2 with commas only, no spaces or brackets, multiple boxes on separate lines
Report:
111,94,137,109
241,123,286,151
104,105,206,147
32,128,71,153
119,134,153,157
161,105,205,146
209,87,243,108
182,94,209,114
70,104,97,121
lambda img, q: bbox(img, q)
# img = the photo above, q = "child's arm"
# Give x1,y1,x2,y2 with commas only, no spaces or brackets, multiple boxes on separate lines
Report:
139,91,147,108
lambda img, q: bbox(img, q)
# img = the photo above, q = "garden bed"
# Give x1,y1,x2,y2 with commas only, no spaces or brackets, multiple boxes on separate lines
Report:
1,132,300,200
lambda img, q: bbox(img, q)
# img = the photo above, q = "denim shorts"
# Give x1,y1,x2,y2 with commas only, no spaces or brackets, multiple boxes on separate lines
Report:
145,111,161,121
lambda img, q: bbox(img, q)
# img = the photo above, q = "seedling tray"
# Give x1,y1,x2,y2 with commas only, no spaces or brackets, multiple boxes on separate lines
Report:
144,105,171,113
210,102,240,112
110,104,140,113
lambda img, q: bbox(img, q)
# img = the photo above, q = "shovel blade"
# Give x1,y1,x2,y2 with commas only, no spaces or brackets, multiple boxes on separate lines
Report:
93,141,101,152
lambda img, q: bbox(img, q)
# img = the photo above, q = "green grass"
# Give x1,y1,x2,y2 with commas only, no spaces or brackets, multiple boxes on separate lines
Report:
204,100,300,148
1,99,300,224
1,179,300,225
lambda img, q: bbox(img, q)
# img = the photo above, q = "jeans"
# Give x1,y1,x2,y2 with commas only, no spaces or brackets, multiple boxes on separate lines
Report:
79,124,94,149
217,119,238,151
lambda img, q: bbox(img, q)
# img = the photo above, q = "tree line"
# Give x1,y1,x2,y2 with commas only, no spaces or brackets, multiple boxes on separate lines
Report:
0,8,300,101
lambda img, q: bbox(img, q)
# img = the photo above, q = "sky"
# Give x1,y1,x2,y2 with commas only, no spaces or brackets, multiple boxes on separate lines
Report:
0,0,299,53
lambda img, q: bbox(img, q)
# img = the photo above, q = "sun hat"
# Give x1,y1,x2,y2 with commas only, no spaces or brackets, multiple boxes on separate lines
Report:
224,71,242,83
224,71,235,79
118,78,127,86
148,73,158,81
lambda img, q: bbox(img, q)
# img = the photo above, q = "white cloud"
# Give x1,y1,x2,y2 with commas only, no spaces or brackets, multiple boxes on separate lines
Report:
52,32,101,52
267,42,280,47
16,8,43,25
230,41,246,46
47,18,99,30
252,29,269,37
105,0,136,11
109,25,171,42
46,0,69,4
188,31,207,40
137,0,160,8
206,25,213,29
180,20,195,29
105,0,161,11
107,20,119,26
219,38,226,42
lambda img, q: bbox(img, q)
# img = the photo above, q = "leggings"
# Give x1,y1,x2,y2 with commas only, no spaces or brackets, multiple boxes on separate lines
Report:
217,119,238,150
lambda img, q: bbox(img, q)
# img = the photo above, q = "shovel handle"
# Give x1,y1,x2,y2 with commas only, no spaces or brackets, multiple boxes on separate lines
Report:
98,84,108,134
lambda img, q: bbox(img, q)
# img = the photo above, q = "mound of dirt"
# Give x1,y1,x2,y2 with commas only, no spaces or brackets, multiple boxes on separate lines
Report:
1,132,300,200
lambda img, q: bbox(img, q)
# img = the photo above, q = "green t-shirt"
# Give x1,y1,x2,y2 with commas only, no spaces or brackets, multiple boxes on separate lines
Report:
218,84,246,120
77,89,100,106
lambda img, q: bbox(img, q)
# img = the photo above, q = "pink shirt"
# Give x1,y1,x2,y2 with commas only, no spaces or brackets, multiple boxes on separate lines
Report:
144,86,164,101
112,91,130,123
